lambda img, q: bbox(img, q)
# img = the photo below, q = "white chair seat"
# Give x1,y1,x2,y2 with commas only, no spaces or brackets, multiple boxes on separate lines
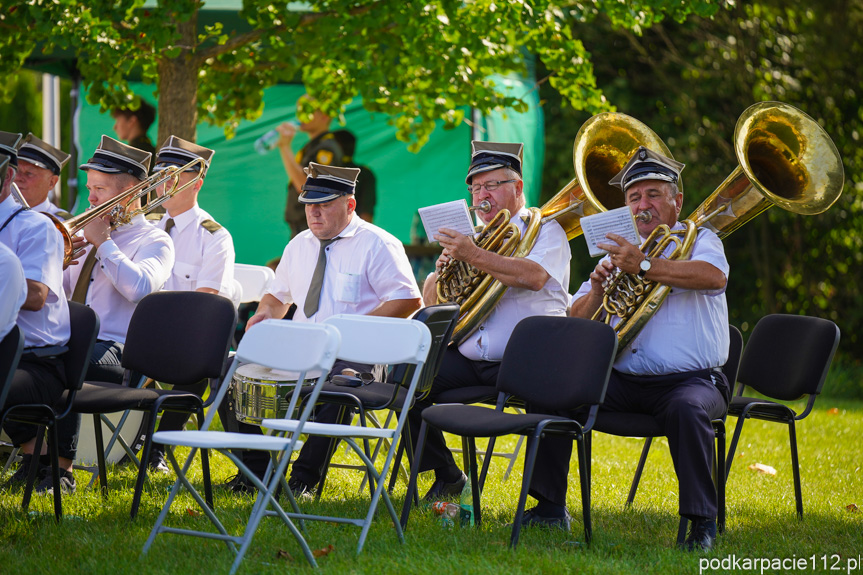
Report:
153,430,304,452
262,419,395,439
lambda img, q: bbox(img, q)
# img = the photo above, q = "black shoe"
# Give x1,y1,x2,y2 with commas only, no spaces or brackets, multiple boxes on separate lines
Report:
287,477,315,499
2,454,48,491
518,507,572,531
422,471,467,502
147,450,170,474
35,469,76,495
221,473,258,494
684,518,717,551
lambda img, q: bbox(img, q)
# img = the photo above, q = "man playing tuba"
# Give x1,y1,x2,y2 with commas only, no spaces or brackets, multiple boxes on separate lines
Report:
409,141,571,501
531,146,730,549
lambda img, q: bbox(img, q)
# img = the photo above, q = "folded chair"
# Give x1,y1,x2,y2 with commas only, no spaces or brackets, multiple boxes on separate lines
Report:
401,316,618,547
724,314,840,518
69,291,237,518
590,324,743,541
143,320,341,572
306,303,458,498
1,302,99,520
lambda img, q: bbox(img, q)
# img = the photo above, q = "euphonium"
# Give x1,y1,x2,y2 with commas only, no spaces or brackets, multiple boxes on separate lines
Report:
594,102,844,351
437,112,675,345
47,158,206,264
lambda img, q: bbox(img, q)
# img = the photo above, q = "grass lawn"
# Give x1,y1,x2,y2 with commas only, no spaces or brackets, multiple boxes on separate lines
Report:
1,398,861,574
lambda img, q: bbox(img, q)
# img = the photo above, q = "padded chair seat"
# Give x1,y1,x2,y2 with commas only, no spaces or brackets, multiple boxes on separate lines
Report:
422,404,571,438
593,412,662,437
154,430,305,452
434,385,497,405
727,396,797,421
303,382,411,410
71,381,203,413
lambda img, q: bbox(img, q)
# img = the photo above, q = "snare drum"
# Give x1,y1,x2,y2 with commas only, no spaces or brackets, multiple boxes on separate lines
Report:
233,364,305,425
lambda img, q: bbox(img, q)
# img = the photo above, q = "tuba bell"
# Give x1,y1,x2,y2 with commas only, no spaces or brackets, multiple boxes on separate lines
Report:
437,112,675,345
595,102,845,351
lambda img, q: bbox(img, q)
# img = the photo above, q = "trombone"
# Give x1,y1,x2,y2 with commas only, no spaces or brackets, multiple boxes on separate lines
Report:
48,157,206,264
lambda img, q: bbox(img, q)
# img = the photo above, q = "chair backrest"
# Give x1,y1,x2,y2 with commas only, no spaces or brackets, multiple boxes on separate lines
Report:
121,291,238,387
721,325,744,386
737,314,840,401
65,302,100,393
233,263,275,304
390,303,459,398
204,319,342,430
322,315,432,368
0,325,24,412
497,316,618,411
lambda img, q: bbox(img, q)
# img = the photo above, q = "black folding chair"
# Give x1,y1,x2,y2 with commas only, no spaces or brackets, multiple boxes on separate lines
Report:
589,324,743,543
70,291,237,518
305,303,459,499
401,316,618,547
0,325,24,412
724,314,840,518
1,302,99,520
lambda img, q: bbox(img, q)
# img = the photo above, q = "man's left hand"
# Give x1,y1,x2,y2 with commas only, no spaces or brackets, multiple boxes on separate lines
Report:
434,228,478,264
598,232,645,275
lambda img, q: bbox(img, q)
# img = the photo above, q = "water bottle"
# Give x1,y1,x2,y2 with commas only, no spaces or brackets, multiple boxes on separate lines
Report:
253,129,280,155
459,473,474,527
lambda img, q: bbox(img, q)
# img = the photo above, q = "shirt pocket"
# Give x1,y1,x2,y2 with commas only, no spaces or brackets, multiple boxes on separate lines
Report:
172,260,197,291
334,272,361,303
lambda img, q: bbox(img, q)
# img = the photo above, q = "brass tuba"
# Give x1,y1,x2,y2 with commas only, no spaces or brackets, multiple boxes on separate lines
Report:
47,158,206,264
437,112,675,345
595,102,845,351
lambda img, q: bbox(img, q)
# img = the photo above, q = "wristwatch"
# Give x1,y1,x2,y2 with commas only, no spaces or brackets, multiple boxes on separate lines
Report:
638,255,652,278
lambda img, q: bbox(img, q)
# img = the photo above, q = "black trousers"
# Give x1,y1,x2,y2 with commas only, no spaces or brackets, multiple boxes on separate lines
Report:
217,359,374,485
407,347,500,474
529,368,729,519
2,355,66,446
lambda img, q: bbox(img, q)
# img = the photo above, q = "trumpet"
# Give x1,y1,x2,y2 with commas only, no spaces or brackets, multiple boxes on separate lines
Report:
48,158,206,264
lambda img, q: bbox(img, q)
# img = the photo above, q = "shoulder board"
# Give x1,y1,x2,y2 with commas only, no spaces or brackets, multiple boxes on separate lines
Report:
322,133,335,141
55,210,74,221
201,219,223,234
146,212,165,222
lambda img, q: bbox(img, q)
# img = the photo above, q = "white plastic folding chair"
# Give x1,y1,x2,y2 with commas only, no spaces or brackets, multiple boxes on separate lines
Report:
142,320,341,572
233,263,275,304
265,314,431,555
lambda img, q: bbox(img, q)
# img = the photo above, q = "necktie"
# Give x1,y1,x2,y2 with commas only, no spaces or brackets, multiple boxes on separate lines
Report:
303,237,340,318
164,218,175,235
71,248,99,304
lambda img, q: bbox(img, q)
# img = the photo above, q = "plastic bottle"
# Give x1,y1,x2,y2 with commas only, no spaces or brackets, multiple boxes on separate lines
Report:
459,473,474,527
253,129,281,155
431,501,460,528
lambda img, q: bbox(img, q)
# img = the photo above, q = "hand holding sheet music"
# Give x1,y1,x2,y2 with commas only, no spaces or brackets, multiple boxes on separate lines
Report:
581,206,642,257
418,199,476,242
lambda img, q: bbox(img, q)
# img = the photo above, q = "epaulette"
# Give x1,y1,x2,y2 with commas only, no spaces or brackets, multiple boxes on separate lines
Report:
54,210,74,221
201,219,223,234
146,212,165,222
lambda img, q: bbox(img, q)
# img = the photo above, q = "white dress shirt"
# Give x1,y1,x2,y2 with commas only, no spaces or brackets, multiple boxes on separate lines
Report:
0,241,26,339
64,214,174,344
158,204,238,303
31,198,71,220
572,223,730,375
269,213,421,322
0,195,70,348
459,207,571,362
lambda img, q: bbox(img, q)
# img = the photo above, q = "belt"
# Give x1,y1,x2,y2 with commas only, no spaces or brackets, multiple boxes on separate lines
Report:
22,345,69,360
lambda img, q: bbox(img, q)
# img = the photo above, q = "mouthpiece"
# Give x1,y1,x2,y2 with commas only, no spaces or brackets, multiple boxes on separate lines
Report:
469,200,492,213
635,210,652,223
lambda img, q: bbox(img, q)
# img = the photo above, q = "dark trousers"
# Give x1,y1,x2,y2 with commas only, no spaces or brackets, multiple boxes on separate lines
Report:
407,347,500,474
529,368,729,519
218,359,374,485
54,340,126,460
2,355,67,446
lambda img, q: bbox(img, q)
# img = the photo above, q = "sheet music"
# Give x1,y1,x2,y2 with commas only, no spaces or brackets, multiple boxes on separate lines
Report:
418,199,476,242
581,206,642,257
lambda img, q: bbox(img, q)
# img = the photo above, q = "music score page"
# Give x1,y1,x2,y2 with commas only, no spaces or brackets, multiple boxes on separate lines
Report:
418,199,476,242
581,206,642,257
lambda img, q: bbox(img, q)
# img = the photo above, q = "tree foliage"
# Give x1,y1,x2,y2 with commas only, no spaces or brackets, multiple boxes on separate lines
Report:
542,0,863,358
1,0,714,148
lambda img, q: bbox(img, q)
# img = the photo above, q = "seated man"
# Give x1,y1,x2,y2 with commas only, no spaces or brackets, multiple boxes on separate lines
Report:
408,141,571,500
219,162,421,495
0,132,72,492
145,135,238,472
54,136,174,490
15,133,73,219
530,146,730,549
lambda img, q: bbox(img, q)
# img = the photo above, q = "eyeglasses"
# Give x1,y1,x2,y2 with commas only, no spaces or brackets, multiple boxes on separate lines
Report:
467,179,517,195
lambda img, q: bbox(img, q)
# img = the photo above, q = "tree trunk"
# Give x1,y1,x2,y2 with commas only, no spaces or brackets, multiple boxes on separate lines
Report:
156,10,198,144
